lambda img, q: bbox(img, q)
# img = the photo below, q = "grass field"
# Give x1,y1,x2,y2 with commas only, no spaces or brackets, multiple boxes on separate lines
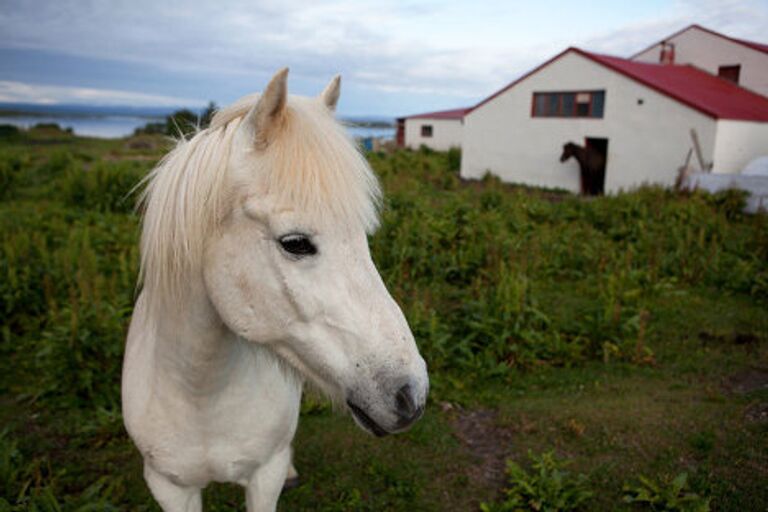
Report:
1,125,766,511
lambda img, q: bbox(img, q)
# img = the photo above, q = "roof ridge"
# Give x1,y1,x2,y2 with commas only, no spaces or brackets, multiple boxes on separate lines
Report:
628,24,768,59
401,106,471,120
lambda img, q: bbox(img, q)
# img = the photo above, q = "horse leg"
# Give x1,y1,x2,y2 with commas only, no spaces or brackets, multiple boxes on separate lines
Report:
245,446,292,512
284,459,300,490
144,464,202,512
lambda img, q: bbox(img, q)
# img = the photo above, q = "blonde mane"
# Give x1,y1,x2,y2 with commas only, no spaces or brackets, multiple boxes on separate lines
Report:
139,94,381,308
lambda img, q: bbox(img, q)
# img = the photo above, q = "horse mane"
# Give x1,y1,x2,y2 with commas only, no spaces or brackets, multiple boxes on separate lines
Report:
138,94,381,308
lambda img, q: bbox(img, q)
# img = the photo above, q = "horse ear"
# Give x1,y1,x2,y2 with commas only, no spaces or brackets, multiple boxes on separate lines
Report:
319,75,341,111
245,68,289,149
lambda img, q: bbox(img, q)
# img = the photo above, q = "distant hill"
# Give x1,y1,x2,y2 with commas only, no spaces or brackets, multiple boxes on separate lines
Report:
340,115,395,128
0,103,396,129
0,103,178,119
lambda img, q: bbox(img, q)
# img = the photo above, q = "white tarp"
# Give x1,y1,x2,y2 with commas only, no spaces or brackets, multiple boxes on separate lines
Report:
683,173,768,213
742,156,768,177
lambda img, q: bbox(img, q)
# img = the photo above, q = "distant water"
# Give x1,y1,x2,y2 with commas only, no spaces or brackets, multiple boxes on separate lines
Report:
1,115,160,139
1,114,395,140
345,125,395,140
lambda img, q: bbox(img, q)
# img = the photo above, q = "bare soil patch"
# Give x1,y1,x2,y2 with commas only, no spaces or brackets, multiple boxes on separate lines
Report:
723,366,768,395
744,402,768,424
449,406,515,488
699,330,762,349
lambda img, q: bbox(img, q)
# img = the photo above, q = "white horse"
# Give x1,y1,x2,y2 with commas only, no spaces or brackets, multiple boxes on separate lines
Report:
122,69,429,512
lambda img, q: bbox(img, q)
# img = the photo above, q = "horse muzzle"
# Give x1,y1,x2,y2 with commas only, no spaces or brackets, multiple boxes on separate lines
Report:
346,379,427,437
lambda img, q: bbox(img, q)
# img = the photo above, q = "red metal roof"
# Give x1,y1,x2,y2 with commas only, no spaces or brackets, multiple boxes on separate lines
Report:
470,47,768,122
403,107,471,120
630,24,768,59
578,49,768,121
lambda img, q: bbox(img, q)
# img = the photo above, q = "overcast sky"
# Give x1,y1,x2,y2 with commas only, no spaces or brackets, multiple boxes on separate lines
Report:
1,0,766,116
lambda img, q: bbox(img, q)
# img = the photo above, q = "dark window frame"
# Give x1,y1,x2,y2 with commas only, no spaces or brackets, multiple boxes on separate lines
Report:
420,125,433,137
531,90,605,119
717,65,741,85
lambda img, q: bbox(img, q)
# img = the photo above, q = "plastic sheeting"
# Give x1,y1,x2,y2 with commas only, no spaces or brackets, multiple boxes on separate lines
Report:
683,173,768,213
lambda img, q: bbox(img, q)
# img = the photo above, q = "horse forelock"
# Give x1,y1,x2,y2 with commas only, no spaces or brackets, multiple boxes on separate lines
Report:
138,94,381,309
253,97,381,232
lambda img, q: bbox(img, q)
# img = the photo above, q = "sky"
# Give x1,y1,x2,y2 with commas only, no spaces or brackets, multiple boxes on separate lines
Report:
0,0,767,116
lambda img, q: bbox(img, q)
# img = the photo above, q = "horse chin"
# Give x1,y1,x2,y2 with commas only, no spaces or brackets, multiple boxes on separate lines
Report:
347,400,391,437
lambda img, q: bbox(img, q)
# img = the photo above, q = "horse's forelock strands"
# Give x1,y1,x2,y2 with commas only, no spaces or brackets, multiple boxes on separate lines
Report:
265,100,381,233
138,119,239,309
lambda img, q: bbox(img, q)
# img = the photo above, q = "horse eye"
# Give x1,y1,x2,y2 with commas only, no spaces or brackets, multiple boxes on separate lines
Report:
278,234,317,257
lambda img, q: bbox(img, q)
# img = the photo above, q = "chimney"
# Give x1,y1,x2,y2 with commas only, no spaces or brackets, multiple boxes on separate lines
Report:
660,41,675,65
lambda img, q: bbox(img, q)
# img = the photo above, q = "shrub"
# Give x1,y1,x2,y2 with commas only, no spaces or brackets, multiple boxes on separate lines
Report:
705,188,748,221
481,451,593,512
0,124,22,140
447,146,461,172
623,472,710,512
59,160,148,213
0,430,122,511
0,150,28,200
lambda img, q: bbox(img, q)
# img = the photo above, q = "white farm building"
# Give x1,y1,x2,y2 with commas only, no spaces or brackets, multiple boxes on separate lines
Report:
395,107,469,151
460,46,768,194
631,24,768,97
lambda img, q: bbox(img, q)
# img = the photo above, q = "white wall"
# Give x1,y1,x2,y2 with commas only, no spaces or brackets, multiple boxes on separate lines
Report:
633,27,768,97
404,118,463,150
712,120,768,174
461,51,718,194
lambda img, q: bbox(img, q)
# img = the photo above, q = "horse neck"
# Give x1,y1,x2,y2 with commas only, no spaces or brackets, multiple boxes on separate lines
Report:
148,277,236,392
571,146,588,166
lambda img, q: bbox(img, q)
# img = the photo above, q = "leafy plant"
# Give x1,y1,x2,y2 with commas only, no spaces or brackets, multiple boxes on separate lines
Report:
0,149,28,199
447,146,461,172
59,160,148,213
480,451,593,511
623,472,710,512
0,430,121,511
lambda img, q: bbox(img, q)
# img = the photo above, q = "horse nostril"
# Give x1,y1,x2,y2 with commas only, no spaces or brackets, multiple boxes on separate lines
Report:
395,384,418,419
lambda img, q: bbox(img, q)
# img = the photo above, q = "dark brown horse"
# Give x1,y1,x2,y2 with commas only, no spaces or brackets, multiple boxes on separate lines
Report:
560,141,606,196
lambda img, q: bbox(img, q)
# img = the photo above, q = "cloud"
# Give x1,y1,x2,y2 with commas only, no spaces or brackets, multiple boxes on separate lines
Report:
0,0,766,113
581,0,768,56
0,80,205,107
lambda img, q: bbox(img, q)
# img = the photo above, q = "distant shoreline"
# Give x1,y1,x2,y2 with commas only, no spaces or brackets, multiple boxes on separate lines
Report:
0,109,163,120
343,120,394,129
0,111,395,140
0,104,395,128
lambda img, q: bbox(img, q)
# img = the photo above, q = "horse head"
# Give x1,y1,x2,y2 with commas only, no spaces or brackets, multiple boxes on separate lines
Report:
560,142,578,162
197,69,428,436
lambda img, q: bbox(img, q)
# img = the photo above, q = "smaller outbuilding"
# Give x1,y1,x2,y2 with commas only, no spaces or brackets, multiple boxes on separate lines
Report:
396,107,469,151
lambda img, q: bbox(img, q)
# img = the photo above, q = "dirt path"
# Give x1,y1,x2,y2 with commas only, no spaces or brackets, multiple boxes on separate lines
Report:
448,406,516,489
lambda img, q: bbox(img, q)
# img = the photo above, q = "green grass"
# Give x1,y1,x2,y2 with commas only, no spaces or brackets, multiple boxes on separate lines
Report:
1,126,766,510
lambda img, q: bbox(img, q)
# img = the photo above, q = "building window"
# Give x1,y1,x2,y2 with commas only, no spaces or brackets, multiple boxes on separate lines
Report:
718,65,740,84
421,125,433,137
532,91,605,118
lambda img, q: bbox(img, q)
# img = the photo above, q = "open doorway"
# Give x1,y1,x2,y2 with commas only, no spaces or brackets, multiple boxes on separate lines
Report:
395,118,405,147
584,137,608,195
